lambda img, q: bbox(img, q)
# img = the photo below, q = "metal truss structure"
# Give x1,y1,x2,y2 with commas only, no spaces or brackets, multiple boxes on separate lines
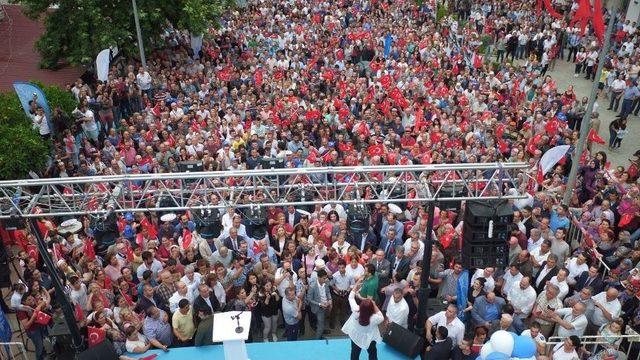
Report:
0,163,530,219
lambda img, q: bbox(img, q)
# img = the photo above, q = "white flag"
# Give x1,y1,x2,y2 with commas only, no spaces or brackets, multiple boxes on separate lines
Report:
539,145,570,176
95,49,111,82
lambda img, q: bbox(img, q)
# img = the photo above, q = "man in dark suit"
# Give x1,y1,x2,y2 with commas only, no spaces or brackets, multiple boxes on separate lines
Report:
193,283,220,315
521,206,535,239
369,250,391,288
222,227,247,253
377,228,402,262
307,269,332,339
424,326,452,360
574,265,604,294
283,205,301,227
390,246,410,280
354,229,378,251
135,283,161,313
533,255,559,293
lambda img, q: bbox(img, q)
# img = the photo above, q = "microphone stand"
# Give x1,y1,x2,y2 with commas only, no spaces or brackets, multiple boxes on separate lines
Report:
232,310,244,333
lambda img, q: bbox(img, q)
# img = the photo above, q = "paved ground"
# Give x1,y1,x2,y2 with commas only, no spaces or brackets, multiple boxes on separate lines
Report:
545,57,639,168
0,5,82,92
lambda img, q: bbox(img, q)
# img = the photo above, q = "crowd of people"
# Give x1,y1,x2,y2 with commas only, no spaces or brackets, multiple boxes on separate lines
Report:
3,0,640,359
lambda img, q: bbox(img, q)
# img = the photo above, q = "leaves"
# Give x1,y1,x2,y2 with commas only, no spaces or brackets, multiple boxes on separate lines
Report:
20,0,233,68
0,83,76,179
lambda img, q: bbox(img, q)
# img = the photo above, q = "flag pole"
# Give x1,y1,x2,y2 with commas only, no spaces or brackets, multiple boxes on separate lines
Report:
562,1,619,205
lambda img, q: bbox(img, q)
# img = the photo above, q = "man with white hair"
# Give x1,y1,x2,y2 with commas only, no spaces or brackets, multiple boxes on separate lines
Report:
169,281,194,313
508,277,537,333
180,265,203,296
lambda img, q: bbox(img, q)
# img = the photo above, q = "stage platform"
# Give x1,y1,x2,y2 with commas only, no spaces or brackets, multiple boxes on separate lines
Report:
127,338,419,359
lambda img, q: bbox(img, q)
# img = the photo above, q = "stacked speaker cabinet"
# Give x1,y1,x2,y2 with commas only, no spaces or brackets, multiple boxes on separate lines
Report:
462,200,513,269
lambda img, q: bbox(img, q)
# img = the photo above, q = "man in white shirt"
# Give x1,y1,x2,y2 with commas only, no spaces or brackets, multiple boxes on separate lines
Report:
549,303,587,337
425,304,465,346
508,277,537,333
565,253,588,285
32,107,51,139
471,268,495,293
548,268,569,301
180,265,203,297
330,261,354,328
168,281,194,313
551,336,581,360
136,67,153,97
386,288,409,329
500,264,523,297
275,260,298,297
609,74,627,111
589,288,621,330
527,228,544,253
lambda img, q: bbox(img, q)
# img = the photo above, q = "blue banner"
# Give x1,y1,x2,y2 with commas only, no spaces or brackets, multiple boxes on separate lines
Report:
12,81,52,124
456,269,469,322
0,306,11,342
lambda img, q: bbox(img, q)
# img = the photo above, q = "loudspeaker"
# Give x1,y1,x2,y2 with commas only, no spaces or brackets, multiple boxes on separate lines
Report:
462,200,513,269
382,322,424,358
77,339,118,360
178,161,204,172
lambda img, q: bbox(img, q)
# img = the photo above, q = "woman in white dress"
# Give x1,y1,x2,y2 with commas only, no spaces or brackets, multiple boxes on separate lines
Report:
341,280,384,360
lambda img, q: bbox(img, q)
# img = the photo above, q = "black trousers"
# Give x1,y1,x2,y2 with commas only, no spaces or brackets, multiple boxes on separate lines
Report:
351,340,377,360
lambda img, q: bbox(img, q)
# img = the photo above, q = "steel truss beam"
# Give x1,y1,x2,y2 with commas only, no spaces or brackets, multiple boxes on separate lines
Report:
0,163,529,218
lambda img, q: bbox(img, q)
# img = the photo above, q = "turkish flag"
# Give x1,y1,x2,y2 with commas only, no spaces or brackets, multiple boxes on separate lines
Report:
305,109,321,121
322,70,334,82
380,74,392,90
140,355,159,360
274,70,285,80
125,243,134,263
74,303,83,321
369,61,382,73
497,139,509,154
88,326,106,348
338,107,350,120
367,144,385,157
26,244,39,264
182,229,193,250
140,218,157,238
306,149,319,163
34,310,51,325
588,129,605,145
84,237,96,261
495,124,505,138
312,13,322,24
536,163,545,184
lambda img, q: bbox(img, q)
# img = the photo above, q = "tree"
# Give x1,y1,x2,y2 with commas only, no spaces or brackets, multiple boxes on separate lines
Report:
0,83,77,180
16,0,233,68
0,90,49,180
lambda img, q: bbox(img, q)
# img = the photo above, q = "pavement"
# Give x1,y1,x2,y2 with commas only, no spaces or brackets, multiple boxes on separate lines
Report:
545,57,639,168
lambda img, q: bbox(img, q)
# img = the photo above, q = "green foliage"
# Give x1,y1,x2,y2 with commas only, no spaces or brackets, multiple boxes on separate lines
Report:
436,3,448,22
0,121,49,180
0,92,31,127
15,0,233,68
0,82,75,179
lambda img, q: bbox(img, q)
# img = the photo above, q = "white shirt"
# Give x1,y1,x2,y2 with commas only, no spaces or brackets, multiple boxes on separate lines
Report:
427,311,465,345
502,271,523,296
275,268,298,297
331,271,354,291
527,237,543,252
507,285,537,316
536,265,554,287
611,79,627,92
136,72,153,90
317,280,328,304
180,273,203,297
531,248,551,265
521,329,546,344
169,291,194,313
565,258,588,281
386,298,409,328
554,308,588,337
32,114,50,135
549,276,569,300
471,269,495,293
552,343,579,360
345,264,365,280
590,292,621,326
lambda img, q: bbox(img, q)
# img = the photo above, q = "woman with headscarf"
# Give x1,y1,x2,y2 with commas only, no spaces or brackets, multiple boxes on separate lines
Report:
341,279,384,360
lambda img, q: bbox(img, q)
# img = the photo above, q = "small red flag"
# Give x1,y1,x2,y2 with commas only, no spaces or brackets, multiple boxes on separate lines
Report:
84,237,96,261
74,303,83,321
34,310,51,325
182,229,193,250
88,326,106,347
587,129,605,145
26,244,39,264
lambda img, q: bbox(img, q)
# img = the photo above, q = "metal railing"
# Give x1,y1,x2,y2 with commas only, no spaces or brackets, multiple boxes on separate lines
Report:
0,342,28,359
547,327,640,357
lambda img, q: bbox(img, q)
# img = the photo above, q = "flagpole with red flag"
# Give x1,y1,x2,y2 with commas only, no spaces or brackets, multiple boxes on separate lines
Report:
563,1,619,205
